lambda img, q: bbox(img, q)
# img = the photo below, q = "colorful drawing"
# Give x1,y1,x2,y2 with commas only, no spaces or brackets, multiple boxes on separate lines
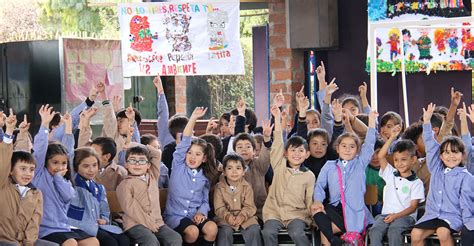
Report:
129,15,153,52
417,28,432,60
208,10,229,51
447,29,459,56
387,28,401,61
376,37,383,58
461,25,474,59
163,13,192,53
434,28,447,55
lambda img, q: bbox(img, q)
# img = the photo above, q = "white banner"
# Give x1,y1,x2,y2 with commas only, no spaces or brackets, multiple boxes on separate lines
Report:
118,2,244,76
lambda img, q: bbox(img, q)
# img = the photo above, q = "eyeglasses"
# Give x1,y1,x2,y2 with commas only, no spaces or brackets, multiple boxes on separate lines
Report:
127,159,149,165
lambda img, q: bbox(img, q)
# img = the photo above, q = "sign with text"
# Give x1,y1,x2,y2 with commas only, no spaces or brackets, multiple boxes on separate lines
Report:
118,2,244,76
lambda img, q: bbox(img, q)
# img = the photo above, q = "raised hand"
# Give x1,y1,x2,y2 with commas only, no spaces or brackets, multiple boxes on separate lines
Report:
359,82,368,99
89,84,98,102
236,97,246,116
0,111,5,128
422,103,436,124
390,125,402,139
205,117,218,134
273,89,285,108
96,81,107,100
368,110,379,129
262,119,274,139
270,105,281,119
125,105,135,123
112,95,122,113
316,61,326,90
190,107,208,120
5,108,17,134
19,114,30,134
467,104,474,123
451,87,463,107
153,74,164,95
332,99,343,122
326,78,339,95
62,113,73,134
39,104,55,129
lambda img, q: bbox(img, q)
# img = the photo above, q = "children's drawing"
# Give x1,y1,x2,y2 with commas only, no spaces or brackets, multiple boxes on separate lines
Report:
163,13,192,53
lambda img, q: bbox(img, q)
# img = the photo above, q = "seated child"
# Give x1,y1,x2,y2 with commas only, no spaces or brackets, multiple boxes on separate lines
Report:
411,103,474,246
214,153,262,246
0,111,43,246
261,105,315,246
365,138,386,216
33,105,99,246
163,107,218,246
141,134,169,188
369,128,424,246
68,147,129,246
90,137,127,191
117,144,182,246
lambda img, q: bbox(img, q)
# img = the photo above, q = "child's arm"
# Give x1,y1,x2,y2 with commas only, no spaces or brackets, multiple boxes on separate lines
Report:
378,125,401,172
321,79,337,138
422,103,443,173
294,86,308,138
305,174,316,215
99,187,111,224
437,88,461,141
311,163,330,214
270,105,285,171
196,180,211,218
0,109,15,187
147,145,162,180
61,113,75,163
254,120,273,175
213,185,233,224
315,61,328,110
153,76,175,148
77,108,97,147
70,85,98,132
460,174,474,229
24,192,43,245
14,114,32,152
234,97,247,135
465,104,474,175
383,199,421,224
33,105,56,178
237,185,257,224
358,110,378,168
359,82,371,114
116,183,158,231
101,82,119,139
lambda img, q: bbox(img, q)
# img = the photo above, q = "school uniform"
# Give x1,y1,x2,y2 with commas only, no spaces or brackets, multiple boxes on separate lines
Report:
261,130,315,246
314,128,377,234
32,126,75,237
414,123,474,232
369,164,424,246
116,145,182,246
95,162,128,192
163,136,211,229
0,140,43,246
68,174,128,246
214,179,261,246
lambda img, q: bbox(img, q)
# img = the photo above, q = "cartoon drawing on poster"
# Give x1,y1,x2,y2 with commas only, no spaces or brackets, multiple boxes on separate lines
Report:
129,15,154,52
163,13,192,53
208,10,229,51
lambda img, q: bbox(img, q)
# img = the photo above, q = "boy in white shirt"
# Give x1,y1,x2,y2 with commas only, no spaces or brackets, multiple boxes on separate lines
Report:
369,126,425,246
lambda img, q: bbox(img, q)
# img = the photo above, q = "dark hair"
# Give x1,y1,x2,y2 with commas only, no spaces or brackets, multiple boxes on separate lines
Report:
73,147,100,173
402,28,411,37
116,108,142,126
340,94,362,112
440,136,465,156
333,132,362,152
392,139,417,157
380,111,404,129
125,145,151,163
222,153,245,169
200,134,223,157
190,138,218,181
434,106,448,117
219,112,230,122
307,128,330,145
402,122,423,143
306,109,321,120
374,137,385,151
11,151,36,170
49,112,61,130
285,136,308,151
253,134,264,145
46,142,71,180
230,108,257,132
168,114,189,140
141,134,158,146
430,113,444,129
233,133,256,150
91,137,117,162
356,114,369,126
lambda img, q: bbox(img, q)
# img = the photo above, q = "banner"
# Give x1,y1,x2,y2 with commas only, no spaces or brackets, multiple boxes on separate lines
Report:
61,38,124,122
118,2,244,76
367,0,471,72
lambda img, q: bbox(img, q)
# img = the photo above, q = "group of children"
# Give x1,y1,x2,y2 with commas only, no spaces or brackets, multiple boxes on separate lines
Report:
0,61,473,246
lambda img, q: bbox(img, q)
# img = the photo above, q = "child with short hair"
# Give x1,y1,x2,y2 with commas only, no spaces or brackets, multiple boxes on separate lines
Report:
33,105,99,246
312,110,378,246
164,107,218,245
369,127,425,246
365,138,386,216
411,103,474,246
68,147,129,246
379,111,404,141
0,110,44,246
214,153,262,246
141,133,170,188
117,144,182,246
261,105,315,246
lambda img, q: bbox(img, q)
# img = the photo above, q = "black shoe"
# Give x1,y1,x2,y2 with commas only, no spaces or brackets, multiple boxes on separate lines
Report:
330,237,344,246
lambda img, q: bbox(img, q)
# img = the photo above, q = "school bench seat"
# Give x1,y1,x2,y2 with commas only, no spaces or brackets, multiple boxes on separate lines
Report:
232,226,318,245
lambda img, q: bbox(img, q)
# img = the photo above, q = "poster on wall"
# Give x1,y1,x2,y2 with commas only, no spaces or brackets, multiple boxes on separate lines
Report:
60,38,124,122
367,0,471,72
117,1,244,76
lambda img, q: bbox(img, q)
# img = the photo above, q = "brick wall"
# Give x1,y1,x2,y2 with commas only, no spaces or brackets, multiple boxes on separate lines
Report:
268,0,304,121
174,76,187,114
